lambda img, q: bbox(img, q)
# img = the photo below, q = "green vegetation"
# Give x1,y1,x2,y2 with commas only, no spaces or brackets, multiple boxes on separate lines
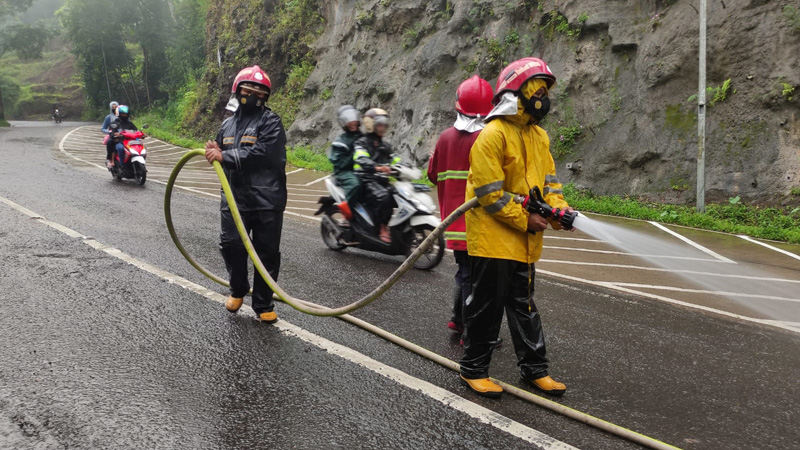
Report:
0,50,83,120
286,144,333,172
784,5,800,33
665,104,696,135
780,82,795,101
403,21,426,49
687,79,733,107
609,85,622,112
564,184,800,244
708,79,732,106
267,62,316,131
791,186,800,196
542,90,584,159
541,10,582,41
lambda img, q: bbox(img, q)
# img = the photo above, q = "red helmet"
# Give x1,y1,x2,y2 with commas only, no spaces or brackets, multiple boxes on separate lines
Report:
494,58,556,103
231,65,272,94
455,75,494,117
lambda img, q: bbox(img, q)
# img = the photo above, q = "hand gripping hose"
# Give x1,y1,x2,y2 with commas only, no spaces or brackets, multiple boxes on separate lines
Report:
164,149,682,450
164,149,479,316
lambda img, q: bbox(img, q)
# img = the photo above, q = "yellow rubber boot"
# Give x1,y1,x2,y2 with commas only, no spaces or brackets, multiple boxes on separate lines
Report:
528,376,567,396
225,296,243,312
460,376,503,398
258,311,278,324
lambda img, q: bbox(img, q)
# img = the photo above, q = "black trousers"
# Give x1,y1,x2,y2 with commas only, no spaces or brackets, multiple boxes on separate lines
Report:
219,209,283,314
106,139,116,160
460,256,549,380
451,250,471,327
360,176,393,227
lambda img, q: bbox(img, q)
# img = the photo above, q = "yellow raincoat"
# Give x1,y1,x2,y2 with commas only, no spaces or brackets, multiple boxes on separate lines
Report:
465,79,569,264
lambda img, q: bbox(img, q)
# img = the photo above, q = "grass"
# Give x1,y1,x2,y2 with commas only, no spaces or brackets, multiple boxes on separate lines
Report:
135,109,205,149
564,184,800,244
286,144,333,171
0,118,9,127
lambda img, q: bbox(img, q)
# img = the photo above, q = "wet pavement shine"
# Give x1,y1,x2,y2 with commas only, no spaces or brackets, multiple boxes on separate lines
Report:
1,122,799,450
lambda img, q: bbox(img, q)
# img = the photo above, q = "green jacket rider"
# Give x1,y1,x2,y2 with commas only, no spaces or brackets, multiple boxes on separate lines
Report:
328,105,363,204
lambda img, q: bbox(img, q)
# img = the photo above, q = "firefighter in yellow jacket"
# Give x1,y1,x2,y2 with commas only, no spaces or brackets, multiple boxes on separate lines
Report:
460,58,572,398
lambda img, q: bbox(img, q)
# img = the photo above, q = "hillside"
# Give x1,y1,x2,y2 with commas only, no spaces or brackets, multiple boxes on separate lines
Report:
190,0,800,206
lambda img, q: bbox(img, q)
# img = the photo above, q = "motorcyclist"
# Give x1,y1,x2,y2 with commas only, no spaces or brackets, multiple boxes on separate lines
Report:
328,105,363,207
353,108,400,243
204,65,287,324
109,105,139,167
460,58,573,398
427,75,493,336
102,101,120,168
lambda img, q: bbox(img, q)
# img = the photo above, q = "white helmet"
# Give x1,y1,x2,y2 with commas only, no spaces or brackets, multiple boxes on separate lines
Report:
337,105,361,130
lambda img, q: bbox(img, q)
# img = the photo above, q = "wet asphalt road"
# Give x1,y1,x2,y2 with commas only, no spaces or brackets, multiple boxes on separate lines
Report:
1,122,799,450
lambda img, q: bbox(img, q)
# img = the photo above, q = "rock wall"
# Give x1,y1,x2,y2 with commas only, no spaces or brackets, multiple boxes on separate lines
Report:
205,0,800,205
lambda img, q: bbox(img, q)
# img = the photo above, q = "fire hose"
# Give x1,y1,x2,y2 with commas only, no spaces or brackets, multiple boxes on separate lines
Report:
164,149,681,450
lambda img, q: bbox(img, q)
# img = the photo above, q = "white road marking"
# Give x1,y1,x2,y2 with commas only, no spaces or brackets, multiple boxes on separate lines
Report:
737,235,800,262
287,206,321,212
543,236,604,243
304,174,330,186
537,259,800,285
543,245,726,263
286,168,304,175
536,269,799,335
649,221,736,263
0,194,573,450
609,283,800,303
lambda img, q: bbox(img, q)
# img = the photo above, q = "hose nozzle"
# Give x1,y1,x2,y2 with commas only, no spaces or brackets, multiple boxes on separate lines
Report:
522,186,578,231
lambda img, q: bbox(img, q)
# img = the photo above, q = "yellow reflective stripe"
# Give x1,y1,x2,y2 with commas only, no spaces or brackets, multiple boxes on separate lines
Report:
436,170,469,181
222,137,234,145
353,164,362,170
240,135,257,145
353,150,370,161
391,156,401,164
444,231,467,239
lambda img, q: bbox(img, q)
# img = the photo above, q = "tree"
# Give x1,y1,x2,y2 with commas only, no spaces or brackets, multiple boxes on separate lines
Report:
0,0,51,123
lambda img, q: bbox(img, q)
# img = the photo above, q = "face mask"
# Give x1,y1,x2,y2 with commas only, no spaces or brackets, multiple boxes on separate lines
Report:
523,94,550,121
237,93,264,113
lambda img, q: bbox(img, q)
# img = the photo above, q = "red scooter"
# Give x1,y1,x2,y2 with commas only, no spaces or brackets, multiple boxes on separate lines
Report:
109,124,148,185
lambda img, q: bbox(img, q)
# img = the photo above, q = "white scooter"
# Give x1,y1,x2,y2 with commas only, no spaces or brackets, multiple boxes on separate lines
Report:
315,164,445,270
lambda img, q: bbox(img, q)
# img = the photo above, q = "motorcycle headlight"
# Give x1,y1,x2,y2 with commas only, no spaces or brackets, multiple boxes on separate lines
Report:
410,197,432,214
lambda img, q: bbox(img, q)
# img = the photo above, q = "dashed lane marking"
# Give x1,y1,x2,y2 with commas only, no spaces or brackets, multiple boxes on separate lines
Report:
737,235,800,262
609,283,800,304
649,221,736,264
0,193,576,450
536,269,799,335
303,174,330,186
542,245,729,263
537,259,800,285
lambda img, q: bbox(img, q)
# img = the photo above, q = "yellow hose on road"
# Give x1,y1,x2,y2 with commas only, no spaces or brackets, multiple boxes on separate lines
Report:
164,149,478,317
164,149,682,450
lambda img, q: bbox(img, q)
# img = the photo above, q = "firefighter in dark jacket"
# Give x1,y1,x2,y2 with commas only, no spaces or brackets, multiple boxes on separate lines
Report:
428,75,494,335
353,108,400,243
204,65,287,324
328,105,363,205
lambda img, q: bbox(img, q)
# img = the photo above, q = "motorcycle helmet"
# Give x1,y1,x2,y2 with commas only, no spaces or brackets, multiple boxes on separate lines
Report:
337,105,361,130
117,105,130,121
363,108,389,133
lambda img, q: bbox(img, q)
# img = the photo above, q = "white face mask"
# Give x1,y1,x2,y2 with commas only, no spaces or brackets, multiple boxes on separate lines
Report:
454,112,485,133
